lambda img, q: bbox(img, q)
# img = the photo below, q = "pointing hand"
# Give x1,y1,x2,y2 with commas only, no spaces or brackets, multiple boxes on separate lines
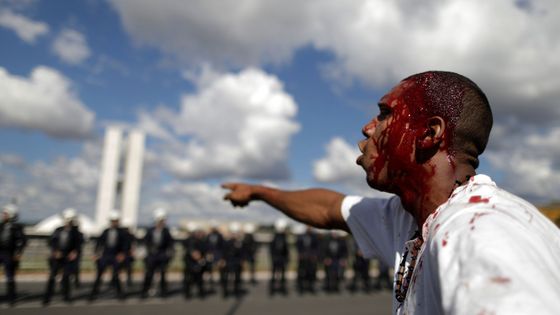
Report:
222,183,254,207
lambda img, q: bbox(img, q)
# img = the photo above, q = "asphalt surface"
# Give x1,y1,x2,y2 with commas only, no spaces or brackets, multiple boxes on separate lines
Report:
0,280,392,315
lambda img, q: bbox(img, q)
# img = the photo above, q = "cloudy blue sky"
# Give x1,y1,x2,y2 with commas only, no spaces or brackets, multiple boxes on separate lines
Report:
1,0,559,225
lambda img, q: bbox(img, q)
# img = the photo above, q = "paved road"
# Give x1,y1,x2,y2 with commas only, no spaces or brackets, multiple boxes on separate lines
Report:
1,280,392,315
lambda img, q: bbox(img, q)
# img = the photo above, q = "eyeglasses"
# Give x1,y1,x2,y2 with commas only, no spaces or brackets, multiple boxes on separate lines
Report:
394,232,423,303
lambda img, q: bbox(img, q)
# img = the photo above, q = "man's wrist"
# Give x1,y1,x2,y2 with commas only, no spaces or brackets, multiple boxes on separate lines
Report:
250,185,264,201
251,185,277,201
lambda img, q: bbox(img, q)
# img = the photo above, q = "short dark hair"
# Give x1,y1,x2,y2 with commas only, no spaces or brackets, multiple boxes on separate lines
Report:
403,71,493,168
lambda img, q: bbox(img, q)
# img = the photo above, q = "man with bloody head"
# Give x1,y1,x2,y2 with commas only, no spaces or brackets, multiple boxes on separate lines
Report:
222,71,560,314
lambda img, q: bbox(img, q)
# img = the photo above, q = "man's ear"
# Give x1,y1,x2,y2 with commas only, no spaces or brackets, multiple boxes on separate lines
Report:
415,116,445,163
416,116,445,150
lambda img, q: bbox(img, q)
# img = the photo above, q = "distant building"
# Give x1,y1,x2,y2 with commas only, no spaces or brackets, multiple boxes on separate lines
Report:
34,213,97,236
95,127,145,231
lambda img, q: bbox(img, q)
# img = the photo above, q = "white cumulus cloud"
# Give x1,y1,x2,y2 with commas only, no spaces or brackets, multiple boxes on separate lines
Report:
109,0,314,67
0,141,102,221
313,137,362,184
0,9,49,43
51,29,92,65
142,67,300,180
0,66,95,139
313,137,393,197
109,0,560,203
108,0,560,126
485,125,560,203
147,181,288,224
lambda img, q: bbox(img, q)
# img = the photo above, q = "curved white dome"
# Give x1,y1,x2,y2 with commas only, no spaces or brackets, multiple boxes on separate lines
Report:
34,214,99,236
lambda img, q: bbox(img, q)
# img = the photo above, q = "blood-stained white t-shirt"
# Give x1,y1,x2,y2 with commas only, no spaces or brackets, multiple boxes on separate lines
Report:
342,174,560,315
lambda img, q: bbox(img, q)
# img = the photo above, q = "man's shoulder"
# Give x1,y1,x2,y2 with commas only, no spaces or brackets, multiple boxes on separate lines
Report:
342,194,404,215
428,174,559,247
443,174,540,219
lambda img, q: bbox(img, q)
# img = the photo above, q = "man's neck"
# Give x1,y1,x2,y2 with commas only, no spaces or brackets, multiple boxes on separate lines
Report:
398,153,475,230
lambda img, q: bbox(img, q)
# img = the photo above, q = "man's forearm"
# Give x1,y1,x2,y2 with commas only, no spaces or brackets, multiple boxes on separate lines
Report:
250,186,348,231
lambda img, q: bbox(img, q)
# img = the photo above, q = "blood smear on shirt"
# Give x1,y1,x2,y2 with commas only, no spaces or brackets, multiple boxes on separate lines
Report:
442,231,449,247
469,212,489,225
490,276,511,284
468,196,490,203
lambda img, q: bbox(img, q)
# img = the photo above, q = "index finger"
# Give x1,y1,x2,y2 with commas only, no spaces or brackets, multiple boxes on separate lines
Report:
221,182,236,190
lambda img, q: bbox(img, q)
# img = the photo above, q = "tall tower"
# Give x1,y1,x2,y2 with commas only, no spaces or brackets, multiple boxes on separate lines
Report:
121,130,145,228
95,127,122,229
95,127,145,231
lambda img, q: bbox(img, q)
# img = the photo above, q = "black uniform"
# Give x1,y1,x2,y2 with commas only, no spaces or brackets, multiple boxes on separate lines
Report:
269,232,289,295
205,228,224,290
89,227,128,300
295,229,319,293
348,242,371,293
72,227,85,288
141,226,174,298
183,231,207,298
242,232,258,285
220,235,245,297
123,228,136,287
43,225,84,304
0,219,27,304
322,233,348,292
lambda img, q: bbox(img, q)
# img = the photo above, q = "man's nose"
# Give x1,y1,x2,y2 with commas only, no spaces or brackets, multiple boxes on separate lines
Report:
361,119,377,138
359,120,376,152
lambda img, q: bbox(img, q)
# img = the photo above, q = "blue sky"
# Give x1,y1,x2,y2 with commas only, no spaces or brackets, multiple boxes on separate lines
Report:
1,0,559,225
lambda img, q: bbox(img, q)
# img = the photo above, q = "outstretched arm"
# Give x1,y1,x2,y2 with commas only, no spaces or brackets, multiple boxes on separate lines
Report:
222,183,349,232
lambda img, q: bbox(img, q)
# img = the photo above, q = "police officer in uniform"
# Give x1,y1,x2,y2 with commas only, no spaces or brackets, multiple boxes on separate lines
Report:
220,222,245,298
183,222,207,299
0,204,26,305
322,231,348,292
89,211,128,300
43,208,84,304
269,219,289,295
242,223,258,285
205,223,224,292
348,240,371,293
71,219,85,288
295,225,319,294
141,208,174,298
122,227,136,288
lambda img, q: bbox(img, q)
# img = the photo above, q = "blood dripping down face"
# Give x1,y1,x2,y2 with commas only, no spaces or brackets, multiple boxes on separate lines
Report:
358,72,466,194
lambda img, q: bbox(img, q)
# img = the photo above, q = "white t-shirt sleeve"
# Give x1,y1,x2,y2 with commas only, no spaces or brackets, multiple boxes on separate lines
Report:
341,195,415,266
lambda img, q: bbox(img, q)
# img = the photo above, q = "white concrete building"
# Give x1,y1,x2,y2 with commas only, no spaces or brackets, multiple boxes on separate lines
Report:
95,127,145,231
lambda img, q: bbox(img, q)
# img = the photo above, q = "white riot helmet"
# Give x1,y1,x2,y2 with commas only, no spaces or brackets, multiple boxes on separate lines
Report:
243,223,256,234
108,210,120,221
292,223,307,235
153,208,167,222
62,208,77,223
2,204,18,220
186,221,199,233
209,220,219,229
274,218,288,233
229,221,241,234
